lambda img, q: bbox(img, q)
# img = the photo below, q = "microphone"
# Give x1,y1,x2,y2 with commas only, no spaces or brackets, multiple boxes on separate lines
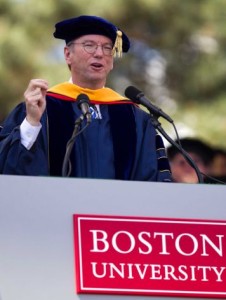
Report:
77,93,92,124
125,86,173,123
62,94,91,177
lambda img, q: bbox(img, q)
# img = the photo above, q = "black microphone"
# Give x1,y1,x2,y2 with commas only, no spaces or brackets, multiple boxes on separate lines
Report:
125,86,173,123
77,93,92,124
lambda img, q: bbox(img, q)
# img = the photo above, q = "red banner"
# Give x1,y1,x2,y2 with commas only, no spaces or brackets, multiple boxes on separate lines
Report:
73,214,226,298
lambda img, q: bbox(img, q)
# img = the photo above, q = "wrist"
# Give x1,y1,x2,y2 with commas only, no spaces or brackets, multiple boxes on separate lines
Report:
26,116,41,127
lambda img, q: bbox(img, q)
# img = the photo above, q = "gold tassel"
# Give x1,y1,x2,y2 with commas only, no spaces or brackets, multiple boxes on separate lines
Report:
113,30,123,58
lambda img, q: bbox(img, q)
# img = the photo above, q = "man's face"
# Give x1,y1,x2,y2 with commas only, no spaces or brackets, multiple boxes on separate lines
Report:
64,34,114,88
169,152,208,183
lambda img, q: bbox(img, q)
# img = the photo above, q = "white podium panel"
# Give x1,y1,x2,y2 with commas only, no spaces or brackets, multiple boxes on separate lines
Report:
0,175,225,300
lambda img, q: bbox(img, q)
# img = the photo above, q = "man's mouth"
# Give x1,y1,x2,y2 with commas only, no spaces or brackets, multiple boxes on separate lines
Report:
91,63,103,69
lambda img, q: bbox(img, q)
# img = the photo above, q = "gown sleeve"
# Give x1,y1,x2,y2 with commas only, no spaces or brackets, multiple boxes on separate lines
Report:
0,102,49,175
131,106,172,182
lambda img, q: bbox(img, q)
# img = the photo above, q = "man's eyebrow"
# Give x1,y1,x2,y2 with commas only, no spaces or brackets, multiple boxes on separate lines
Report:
82,40,113,45
82,40,94,43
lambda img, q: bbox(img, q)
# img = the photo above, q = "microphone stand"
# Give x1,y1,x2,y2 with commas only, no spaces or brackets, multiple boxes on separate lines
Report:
148,113,204,184
62,114,90,177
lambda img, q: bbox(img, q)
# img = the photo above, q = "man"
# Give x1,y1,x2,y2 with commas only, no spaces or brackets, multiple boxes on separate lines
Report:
167,137,214,183
0,15,171,181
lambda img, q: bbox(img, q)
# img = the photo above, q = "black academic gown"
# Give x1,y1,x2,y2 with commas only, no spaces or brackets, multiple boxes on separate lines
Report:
0,95,171,182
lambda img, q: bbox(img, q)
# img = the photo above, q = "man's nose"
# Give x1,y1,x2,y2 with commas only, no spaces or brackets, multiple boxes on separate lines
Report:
94,45,104,55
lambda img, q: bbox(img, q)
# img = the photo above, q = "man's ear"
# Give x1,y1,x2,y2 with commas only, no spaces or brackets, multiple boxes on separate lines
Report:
64,46,71,64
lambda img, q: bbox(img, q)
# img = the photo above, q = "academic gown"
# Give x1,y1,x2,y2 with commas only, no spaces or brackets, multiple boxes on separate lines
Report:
0,83,171,182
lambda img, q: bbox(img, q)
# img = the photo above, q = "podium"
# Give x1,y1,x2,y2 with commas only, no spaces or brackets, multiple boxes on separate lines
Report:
0,175,225,300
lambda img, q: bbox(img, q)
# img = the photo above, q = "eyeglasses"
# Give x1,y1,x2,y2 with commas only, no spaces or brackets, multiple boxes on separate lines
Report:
68,41,114,56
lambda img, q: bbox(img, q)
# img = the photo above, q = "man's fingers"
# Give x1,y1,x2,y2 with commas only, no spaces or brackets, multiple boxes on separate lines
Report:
26,79,48,94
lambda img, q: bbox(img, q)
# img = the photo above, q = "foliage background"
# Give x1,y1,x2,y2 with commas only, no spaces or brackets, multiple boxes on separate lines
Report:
1,0,226,149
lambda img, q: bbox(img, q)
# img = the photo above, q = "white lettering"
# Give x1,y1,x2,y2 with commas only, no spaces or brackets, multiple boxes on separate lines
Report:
198,266,211,281
154,232,174,255
211,266,226,282
163,265,178,280
112,231,135,253
90,230,109,252
138,232,152,254
200,234,224,257
190,265,197,281
134,264,149,279
89,230,225,258
127,263,134,279
91,262,107,278
149,264,162,279
90,262,226,283
109,263,125,278
175,233,198,256
178,265,188,281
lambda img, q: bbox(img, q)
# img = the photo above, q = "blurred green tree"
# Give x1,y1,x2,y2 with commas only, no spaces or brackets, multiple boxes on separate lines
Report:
0,0,226,148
